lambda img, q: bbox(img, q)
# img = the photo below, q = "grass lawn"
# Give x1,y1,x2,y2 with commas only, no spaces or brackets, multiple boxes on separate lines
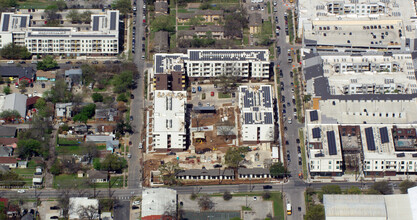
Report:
177,8,193,13
18,0,51,9
95,176,127,188
178,25,191,30
53,174,87,188
170,33,177,50
12,168,35,175
208,0,239,3
267,2,271,13
58,138,82,145
242,206,252,211
218,93,231,99
56,145,83,155
262,21,273,36
299,129,307,179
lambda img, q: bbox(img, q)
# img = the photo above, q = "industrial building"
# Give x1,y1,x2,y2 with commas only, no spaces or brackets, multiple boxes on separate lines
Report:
141,188,177,220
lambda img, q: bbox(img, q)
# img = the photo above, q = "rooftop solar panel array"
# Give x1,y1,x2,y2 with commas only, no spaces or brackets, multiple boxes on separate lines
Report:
93,16,99,31
244,112,253,124
110,12,117,30
20,16,27,28
310,110,318,122
365,127,376,151
264,112,273,124
31,28,71,32
312,127,321,138
379,127,389,144
2,14,10,32
327,131,337,155
262,86,272,108
188,50,267,61
154,55,182,74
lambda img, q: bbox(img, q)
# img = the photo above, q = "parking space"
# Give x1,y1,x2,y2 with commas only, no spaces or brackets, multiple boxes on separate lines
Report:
190,84,237,108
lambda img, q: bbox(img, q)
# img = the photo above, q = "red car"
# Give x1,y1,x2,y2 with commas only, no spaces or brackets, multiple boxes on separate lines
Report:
211,91,214,96
143,19,146,23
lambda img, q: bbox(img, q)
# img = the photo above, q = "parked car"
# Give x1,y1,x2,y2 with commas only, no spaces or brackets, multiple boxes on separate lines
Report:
297,146,301,153
211,91,215,96
192,87,196,93
263,185,273,189
7,60,14,64
197,86,202,92
213,164,222,168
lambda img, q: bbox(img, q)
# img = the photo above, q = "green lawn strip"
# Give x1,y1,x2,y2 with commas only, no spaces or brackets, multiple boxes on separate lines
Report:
287,9,294,44
208,0,239,3
218,93,231,99
27,161,37,168
12,168,35,175
269,45,275,60
56,145,82,155
53,174,87,188
177,8,193,13
293,68,303,123
169,33,177,50
58,138,82,145
262,21,273,36
299,128,307,179
18,0,50,9
242,206,252,211
178,25,191,30
267,2,271,14
95,176,126,188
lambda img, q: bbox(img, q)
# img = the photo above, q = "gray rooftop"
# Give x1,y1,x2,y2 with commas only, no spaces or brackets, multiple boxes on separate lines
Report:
3,93,27,117
0,126,16,137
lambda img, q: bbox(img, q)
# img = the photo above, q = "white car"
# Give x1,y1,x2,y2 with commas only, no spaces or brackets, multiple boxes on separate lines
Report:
132,201,141,205
7,60,14,64
133,7,137,11
17,189,25,193
288,119,292,124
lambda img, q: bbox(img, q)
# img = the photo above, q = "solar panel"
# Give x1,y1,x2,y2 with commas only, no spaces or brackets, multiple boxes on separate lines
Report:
2,14,10,32
365,127,376,151
262,86,272,108
310,110,318,121
312,127,321,138
244,113,253,124
20,17,27,28
379,127,389,144
93,16,100,31
110,12,117,30
327,131,337,155
264,112,273,124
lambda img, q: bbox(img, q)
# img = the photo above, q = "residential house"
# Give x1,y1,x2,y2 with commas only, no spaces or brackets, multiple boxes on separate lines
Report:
106,140,119,152
55,103,73,120
177,10,223,24
74,125,88,134
154,31,169,53
86,170,109,183
155,0,168,16
0,126,16,138
0,157,17,168
26,96,40,110
36,70,56,82
178,25,225,39
17,161,27,168
2,93,27,118
95,108,118,122
65,69,83,85
0,66,35,84
249,13,263,34
33,175,43,186
86,135,114,144
0,146,13,157
0,165,9,173
0,137,18,148
69,197,99,220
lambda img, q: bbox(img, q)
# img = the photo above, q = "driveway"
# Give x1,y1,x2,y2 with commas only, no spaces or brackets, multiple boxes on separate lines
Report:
179,194,274,220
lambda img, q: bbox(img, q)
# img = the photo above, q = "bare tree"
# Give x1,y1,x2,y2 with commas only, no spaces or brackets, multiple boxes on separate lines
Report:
217,119,235,142
163,203,177,218
82,142,99,162
58,188,72,218
77,204,99,220
198,195,214,211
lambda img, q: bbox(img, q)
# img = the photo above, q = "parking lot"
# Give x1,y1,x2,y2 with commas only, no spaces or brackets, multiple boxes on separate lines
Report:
190,84,237,108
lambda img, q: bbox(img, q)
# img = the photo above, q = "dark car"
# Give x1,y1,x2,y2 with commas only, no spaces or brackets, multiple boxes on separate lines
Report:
298,146,301,153
263,185,273,189
66,61,72,64
298,158,302,165
283,104,286,108
76,61,82,64
284,126,287,131
167,152,176,155
131,94,134,99
283,109,286,114
213,164,222,168
281,96,285,102
285,140,289,145
19,61,26,64
298,207,302,211
296,138,300,144
290,71,293,77
277,46,281,54
130,116,133,121
103,60,111,64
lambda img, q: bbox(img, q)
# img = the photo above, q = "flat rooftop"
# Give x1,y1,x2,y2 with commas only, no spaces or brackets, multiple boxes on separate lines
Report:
154,54,186,74
187,49,269,62
239,85,274,125
306,124,343,159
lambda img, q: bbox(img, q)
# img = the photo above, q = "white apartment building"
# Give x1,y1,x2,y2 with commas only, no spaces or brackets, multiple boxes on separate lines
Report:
152,90,187,152
154,49,270,79
239,85,275,143
298,0,416,51
305,98,417,176
0,10,119,56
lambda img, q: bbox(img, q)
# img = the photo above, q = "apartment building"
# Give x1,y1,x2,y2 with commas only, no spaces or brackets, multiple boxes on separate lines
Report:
154,49,270,79
298,0,416,51
152,90,187,152
0,10,119,56
239,85,275,143
305,98,417,176
303,51,417,98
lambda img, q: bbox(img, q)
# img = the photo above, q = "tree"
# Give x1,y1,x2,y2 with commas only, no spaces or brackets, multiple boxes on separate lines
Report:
259,35,273,46
199,2,212,10
0,109,20,122
55,0,67,11
217,74,239,94
371,181,393,195
322,185,341,194
50,159,62,175
77,205,99,220
112,0,131,16
2,86,10,95
17,139,43,158
93,158,101,170
81,64,95,85
269,162,288,178
158,162,183,185
0,43,31,60
44,5,60,26
224,8,248,38
198,195,214,211
101,154,127,173
305,204,325,220
92,93,103,102
35,98,54,118
262,192,271,200
112,71,134,94
225,147,248,168
43,79,73,103
19,80,29,93
186,16,203,26
73,103,96,124
346,186,362,194
150,15,175,32
223,191,232,201
399,180,416,194
81,11,92,23
82,143,99,162
116,93,128,102
73,113,88,124
37,55,58,71
67,10,81,23
0,0,18,8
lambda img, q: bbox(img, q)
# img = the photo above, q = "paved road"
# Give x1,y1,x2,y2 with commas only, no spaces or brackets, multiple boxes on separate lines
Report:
272,0,305,218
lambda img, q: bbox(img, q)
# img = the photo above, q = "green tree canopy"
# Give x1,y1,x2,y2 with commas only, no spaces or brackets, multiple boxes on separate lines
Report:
225,147,249,168
346,186,362,194
2,86,10,95
81,11,92,23
37,55,58,71
73,113,88,124
55,0,67,11
158,162,183,185
92,93,103,102
43,79,73,103
112,0,132,16
269,162,288,178
305,204,325,220
399,180,416,194
17,139,44,158
150,15,175,32
100,154,127,173
371,181,393,195
66,10,81,23
112,71,133,94
0,43,32,60
0,109,20,122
